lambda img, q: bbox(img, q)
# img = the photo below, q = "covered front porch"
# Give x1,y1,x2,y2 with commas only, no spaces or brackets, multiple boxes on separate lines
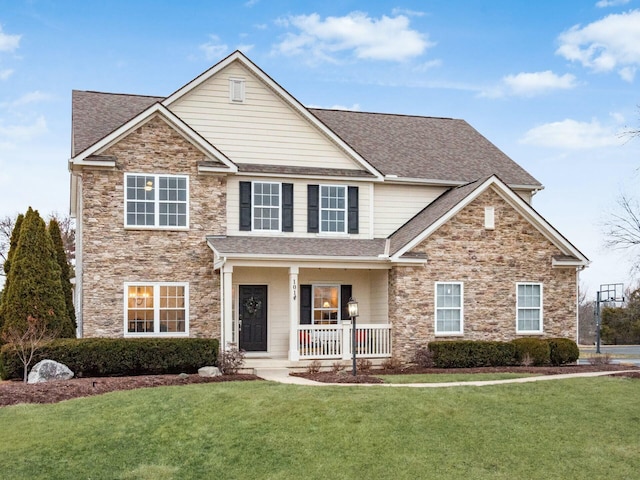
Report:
216,262,393,363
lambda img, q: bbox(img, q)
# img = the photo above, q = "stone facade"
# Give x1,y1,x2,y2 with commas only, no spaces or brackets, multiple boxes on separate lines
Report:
389,188,578,363
80,116,225,338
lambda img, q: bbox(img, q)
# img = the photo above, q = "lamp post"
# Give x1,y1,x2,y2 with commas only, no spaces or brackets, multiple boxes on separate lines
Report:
347,297,359,376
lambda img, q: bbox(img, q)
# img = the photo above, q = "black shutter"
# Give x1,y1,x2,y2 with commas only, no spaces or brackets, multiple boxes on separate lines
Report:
348,186,359,234
307,185,319,233
239,181,252,231
341,284,353,320
300,285,312,324
282,183,294,232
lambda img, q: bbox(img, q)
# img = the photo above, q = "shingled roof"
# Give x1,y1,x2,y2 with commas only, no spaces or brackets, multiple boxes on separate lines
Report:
310,109,540,187
71,90,540,188
72,91,162,156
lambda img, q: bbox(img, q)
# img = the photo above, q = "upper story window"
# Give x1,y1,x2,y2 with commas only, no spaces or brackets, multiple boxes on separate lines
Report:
125,173,188,229
240,181,293,232
320,185,346,233
435,282,463,335
125,282,189,336
307,184,359,234
516,283,543,333
253,182,281,231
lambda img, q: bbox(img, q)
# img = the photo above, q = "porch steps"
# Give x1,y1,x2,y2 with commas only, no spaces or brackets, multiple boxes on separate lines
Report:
240,357,388,375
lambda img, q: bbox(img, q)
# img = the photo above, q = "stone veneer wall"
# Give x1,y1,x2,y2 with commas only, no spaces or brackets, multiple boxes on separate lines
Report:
389,188,578,363
80,116,225,338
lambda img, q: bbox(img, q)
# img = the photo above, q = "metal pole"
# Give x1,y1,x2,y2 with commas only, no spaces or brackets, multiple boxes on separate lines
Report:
595,291,601,354
352,315,357,376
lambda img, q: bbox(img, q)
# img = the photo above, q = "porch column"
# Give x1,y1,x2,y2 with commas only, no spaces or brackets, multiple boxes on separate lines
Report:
222,264,234,349
289,266,300,361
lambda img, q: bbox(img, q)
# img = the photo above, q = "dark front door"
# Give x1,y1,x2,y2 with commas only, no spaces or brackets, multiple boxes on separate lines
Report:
239,285,268,352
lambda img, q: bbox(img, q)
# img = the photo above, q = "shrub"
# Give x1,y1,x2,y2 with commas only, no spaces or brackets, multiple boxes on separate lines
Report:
511,338,550,366
331,361,345,373
216,346,245,375
547,338,580,366
0,337,218,380
356,358,372,372
428,340,517,368
380,357,403,371
412,347,434,368
306,359,322,374
588,353,613,366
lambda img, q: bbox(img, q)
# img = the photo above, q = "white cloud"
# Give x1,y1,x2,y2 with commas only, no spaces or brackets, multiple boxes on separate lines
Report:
0,68,13,80
556,10,640,82
596,0,630,7
307,103,361,111
0,26,21,52
9,91,53,107
391,8,425,17
236,44,254,53
0,116,48,142
274,12,433,62
483,70,578,98
199,35,228,61
520,118,620,149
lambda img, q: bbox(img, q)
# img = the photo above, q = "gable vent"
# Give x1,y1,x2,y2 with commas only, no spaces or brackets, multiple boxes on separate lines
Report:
484,206,495,230
229,78,245,103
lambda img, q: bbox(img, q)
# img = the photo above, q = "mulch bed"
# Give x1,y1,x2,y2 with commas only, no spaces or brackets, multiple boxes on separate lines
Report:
293,364,640,384
0,374,259,407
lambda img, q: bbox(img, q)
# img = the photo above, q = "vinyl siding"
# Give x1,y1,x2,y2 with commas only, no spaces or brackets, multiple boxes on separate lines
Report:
374,183,448,237
169,61,360,170
227,176,371,238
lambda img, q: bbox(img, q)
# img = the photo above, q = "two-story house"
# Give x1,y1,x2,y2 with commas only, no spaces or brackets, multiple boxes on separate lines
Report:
69,51,588,366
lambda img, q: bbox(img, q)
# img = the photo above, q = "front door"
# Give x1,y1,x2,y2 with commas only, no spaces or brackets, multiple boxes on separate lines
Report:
239,285,268,352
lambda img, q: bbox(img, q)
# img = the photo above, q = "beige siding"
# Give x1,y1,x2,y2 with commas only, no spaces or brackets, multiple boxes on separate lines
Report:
374,183,448,236
369,270,389,324
227,176,371,238
169,61,360,170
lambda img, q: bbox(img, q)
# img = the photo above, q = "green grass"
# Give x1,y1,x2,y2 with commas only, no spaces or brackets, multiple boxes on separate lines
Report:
1,378,639,479
376,372,535,383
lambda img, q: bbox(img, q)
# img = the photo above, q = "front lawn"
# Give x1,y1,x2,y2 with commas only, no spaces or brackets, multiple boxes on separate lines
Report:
1,377,638,479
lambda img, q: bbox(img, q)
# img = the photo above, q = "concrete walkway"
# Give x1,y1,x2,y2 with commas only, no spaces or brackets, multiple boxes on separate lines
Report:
254,368,638,388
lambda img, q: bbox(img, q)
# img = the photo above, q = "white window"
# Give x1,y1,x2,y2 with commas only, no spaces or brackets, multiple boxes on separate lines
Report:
125,283,189,336
313,285,340,324
253,182,280,231
229,78,245,103
320,185,346,233
517,283,543,333
125,174,188,228
435,282,463,335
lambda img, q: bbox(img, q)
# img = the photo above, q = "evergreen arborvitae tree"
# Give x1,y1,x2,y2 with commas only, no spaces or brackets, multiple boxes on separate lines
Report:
1,208,74,338
0,213,24,332
48,218,76,332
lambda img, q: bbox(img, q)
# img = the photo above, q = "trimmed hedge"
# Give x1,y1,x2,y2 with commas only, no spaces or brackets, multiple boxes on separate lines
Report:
511,338,551,366
548,337,580,366
426,338,579,368
0,337,218,380
428,340,517,368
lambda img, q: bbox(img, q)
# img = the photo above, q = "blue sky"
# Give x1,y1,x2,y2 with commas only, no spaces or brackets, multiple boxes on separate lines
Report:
1,0,639,297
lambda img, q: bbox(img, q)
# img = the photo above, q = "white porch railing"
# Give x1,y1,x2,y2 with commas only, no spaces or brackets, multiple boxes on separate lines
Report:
297,323,392,360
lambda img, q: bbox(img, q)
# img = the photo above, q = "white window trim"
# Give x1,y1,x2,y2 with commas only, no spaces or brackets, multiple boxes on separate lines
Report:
516,282,543,334
229,77,245,103
252,181,282,232
312,284,342,324
124,173,189,230
124,282,189,337
319,184,347,235
434,282,464,336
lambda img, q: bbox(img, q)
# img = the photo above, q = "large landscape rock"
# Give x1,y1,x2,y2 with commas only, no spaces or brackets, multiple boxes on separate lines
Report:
27,360,74,384
198,366,221,377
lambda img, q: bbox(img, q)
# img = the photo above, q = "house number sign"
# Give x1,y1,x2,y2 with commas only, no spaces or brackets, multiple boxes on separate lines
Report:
292,279,297,300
